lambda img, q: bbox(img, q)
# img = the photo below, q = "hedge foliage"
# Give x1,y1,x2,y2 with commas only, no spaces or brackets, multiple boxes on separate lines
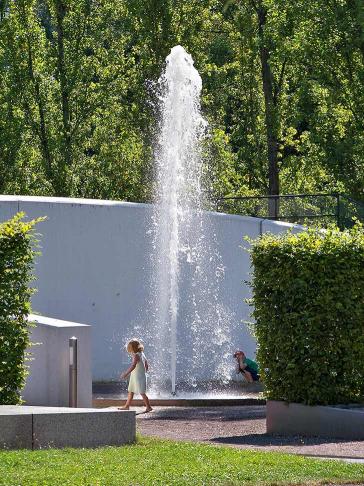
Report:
249,225,364,406
0,213,42,404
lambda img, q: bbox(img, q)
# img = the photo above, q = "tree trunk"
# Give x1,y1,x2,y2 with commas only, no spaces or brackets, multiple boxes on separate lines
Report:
17,0,53,185
256,3,280,218
355,0,364,61
25,37,53,182
54,0,72,184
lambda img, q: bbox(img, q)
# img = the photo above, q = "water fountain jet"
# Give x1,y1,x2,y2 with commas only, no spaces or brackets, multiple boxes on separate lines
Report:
149,46,234,397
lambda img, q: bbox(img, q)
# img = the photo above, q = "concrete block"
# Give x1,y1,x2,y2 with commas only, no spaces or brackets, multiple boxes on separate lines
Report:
261,219,303,235
0,200,20,222
267,400,364,440
32,408,135,449
23,314,92,408
0,408,32,449
0,406,135,449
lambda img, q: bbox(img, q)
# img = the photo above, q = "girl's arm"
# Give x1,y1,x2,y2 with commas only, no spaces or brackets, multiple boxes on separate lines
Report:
144,358,149,373
121,354,140,379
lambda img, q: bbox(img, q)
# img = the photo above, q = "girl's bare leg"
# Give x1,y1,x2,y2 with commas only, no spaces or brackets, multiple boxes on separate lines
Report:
118,392,134,410
141,393,152,412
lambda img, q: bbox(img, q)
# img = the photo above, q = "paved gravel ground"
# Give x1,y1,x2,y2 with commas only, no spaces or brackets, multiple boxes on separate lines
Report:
135,406,364,462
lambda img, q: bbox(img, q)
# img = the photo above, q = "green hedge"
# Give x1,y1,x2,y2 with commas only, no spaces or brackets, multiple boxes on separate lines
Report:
0,213,42,405
249,225,364,406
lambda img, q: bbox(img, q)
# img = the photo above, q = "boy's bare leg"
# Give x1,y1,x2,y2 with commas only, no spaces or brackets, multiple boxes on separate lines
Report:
141,393,153,412
118,392,134,410
243,370,254,383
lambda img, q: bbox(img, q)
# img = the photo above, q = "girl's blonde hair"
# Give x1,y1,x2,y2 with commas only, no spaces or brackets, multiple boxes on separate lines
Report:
126,339,144,353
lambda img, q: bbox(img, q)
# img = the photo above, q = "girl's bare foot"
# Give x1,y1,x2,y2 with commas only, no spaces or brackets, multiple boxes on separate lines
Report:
118,406,130,410
145,407,153,413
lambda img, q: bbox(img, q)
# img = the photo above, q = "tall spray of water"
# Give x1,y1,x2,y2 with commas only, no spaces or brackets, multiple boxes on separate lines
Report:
150,46,234,395
153,46,206,394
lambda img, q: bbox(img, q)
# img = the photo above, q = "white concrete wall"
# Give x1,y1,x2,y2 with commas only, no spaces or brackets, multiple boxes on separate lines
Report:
23,314,92,407
0,196,300,382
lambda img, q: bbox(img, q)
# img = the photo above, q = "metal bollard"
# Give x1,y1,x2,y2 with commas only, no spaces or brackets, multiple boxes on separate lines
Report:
69,337,78,407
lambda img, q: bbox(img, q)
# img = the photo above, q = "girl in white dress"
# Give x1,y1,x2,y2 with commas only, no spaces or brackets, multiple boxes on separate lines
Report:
119,339,152,412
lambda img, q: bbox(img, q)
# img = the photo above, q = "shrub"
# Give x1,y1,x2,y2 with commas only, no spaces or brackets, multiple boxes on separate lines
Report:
249,225,364,405
0,213,43,404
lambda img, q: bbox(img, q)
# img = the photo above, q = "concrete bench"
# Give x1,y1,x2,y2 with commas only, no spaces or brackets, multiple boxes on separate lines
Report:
0,406,135,449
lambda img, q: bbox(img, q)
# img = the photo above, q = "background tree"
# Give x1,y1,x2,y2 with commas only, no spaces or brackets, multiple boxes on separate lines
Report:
0,0,363,206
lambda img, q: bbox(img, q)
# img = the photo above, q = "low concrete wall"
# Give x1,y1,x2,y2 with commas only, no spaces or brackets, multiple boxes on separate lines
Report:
0,196,302,382
0,406,135,449
0,408,33,449
267,400,364,440
23,314,92,408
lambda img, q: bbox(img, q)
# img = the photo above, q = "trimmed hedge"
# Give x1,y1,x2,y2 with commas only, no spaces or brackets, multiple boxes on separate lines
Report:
249,225,364,406
0,213,42,404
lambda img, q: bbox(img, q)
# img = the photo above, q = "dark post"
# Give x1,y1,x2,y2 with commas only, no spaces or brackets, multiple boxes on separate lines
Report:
69,337,78,407
268,195,279,219
336,194,341,229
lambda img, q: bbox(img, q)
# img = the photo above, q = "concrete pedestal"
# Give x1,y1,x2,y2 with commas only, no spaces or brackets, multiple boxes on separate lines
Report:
23,314,92,407
0,406,135,449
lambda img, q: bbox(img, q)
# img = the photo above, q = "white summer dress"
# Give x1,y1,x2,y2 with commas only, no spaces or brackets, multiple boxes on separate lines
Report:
128,352,147,394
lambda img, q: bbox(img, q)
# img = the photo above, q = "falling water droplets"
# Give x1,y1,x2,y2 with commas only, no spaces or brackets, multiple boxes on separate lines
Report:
145,46,237,396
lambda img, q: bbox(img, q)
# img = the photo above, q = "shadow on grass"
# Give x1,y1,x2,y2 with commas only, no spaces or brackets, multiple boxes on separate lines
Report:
210,433,364,447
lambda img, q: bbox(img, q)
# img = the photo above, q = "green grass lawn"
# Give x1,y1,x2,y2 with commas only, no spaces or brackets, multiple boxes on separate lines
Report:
0,436,363,486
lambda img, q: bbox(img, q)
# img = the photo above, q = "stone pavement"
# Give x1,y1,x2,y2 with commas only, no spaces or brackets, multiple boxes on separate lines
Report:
135,406,364,462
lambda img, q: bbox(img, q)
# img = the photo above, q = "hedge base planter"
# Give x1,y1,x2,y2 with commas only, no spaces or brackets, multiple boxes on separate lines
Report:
267,400,364,440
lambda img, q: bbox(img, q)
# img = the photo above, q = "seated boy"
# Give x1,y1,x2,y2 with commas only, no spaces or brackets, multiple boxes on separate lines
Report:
233,350,260,382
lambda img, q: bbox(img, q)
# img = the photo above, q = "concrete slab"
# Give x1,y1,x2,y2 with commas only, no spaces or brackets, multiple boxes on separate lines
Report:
0,196,267,382
0,406,135,449
267,400,364,440
93,397,266,408
33,410,135,449
0,409,33,449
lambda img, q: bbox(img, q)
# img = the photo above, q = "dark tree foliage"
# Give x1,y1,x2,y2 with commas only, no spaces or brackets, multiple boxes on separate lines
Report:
0,0,363,202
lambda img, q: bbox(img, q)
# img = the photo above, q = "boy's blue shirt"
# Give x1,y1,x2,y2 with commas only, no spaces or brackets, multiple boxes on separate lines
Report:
244,357,258,372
